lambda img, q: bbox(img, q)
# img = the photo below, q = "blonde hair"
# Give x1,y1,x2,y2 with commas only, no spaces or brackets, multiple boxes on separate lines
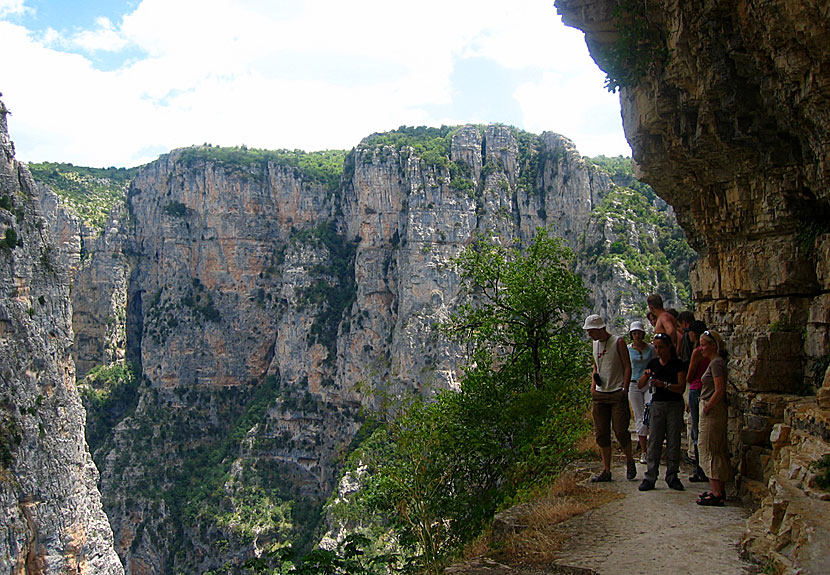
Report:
701,329,728,359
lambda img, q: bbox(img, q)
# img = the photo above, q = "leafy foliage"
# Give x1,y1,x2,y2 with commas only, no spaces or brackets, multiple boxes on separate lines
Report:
28,162,138,229
179,145,346,191
1,226,19,250
360,126,458,169
811,454,830,491
79,362,140,453
444,229,589,388
293,222,359,357
347,230,592,573
582,156,696,306
598,0,668,92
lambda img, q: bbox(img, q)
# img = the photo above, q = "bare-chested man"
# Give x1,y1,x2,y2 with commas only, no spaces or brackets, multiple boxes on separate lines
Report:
647,294,678,348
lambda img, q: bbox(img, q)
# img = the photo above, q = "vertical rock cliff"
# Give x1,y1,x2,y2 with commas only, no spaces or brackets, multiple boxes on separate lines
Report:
0,99,124,573
555,0,830,571
77,126,691,574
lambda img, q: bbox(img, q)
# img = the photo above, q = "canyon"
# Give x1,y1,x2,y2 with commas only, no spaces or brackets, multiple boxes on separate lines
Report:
2,0,828,572
1,117,689,573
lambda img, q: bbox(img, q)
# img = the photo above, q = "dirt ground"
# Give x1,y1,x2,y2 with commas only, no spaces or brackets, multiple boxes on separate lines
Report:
550,456,757,575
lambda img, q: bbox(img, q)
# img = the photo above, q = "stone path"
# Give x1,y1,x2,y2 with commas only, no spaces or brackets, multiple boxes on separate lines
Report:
552,458,757,575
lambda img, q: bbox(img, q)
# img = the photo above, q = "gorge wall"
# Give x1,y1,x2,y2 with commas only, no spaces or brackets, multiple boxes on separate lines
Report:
61,126,690,574
0,102,123,572
556,0,830,572
1,91,694,571
95,128,620,574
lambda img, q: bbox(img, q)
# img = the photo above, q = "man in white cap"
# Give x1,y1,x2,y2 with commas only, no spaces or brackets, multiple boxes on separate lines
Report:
583,314,637,482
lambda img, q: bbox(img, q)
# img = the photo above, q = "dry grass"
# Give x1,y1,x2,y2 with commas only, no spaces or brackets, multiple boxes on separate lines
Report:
475,470,622,566
574,432,601,458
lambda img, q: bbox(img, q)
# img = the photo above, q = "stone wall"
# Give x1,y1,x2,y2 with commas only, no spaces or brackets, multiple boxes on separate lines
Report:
555,0,830,572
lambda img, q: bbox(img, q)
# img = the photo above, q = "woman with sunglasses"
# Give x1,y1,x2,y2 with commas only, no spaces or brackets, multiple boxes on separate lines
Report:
696,329,733,506
637,332,687,491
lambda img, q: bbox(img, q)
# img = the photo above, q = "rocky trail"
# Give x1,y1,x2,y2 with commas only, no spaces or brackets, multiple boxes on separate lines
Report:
449,455,759,575
550,457,756,575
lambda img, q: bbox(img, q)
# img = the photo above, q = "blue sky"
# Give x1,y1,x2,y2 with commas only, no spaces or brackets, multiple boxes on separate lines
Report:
0,0,630,168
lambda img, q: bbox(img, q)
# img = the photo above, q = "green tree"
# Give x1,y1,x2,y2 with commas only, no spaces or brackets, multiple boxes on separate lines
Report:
354,229,592,573
443,228,589,389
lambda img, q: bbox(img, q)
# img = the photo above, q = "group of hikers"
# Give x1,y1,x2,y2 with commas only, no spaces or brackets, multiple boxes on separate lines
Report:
583,294,733,507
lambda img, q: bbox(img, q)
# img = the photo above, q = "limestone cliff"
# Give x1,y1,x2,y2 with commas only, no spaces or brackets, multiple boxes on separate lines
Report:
555,0,830,572
0,99,124,573
80,126,692,574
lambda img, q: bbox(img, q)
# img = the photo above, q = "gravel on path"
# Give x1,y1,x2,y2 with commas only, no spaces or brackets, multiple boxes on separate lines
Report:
552,458,757,575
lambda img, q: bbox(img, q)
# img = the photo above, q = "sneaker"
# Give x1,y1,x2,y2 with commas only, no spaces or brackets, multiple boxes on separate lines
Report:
626,459,637,480
590,469,612,483
667,477,685,491
639,453,648,465
689,473,708,483
638,479,655,491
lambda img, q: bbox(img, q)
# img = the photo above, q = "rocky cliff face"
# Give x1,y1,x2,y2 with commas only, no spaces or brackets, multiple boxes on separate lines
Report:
77,126,691,574
555,0,830,571
0,99,124,573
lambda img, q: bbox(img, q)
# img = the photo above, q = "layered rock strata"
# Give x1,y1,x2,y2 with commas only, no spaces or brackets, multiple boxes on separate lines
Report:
92,127,690,574
555,0,830,572
0,99,124,573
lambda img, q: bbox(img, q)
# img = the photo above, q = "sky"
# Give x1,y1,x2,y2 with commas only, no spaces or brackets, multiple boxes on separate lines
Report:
0,0,630,168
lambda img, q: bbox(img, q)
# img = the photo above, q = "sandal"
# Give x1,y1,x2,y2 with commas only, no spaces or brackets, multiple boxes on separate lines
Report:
696,492,725,506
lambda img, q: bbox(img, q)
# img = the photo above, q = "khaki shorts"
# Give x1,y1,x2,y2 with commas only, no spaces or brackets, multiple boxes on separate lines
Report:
592,388,631,449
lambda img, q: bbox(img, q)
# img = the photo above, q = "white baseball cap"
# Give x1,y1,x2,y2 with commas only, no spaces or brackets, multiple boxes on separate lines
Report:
628,321,646,334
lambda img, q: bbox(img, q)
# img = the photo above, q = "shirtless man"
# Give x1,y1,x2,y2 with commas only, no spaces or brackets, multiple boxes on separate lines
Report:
647,294,678,348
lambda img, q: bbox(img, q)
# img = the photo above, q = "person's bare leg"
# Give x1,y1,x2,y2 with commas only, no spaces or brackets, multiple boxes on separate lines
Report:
710,478,725,498
600,445,612,472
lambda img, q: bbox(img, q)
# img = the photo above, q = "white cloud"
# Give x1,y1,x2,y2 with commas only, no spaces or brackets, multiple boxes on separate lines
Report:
515,70,630,157
0,0,628,167
72,17,128,52
0,0,25,18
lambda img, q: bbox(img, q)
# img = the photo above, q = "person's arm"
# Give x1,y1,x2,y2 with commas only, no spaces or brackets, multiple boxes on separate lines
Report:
666,316,678,348
618,338,632,391
638,368,651,389
704,372,726,415
675,369,687,395
686,348,701,381
590,349,597,393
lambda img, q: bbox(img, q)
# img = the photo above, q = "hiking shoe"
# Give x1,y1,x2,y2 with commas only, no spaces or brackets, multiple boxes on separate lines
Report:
638,479,655,491
626,459,637,480
639,453,648,465
667,477,685,491
590,470,612,483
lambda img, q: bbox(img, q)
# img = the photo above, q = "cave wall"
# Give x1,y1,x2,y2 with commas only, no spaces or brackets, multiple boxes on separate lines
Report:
555,0,830,571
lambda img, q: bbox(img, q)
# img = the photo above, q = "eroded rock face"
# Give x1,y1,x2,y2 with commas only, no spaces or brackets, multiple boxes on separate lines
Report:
0,100,124,574
555,0,830,571
92,127,687,574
